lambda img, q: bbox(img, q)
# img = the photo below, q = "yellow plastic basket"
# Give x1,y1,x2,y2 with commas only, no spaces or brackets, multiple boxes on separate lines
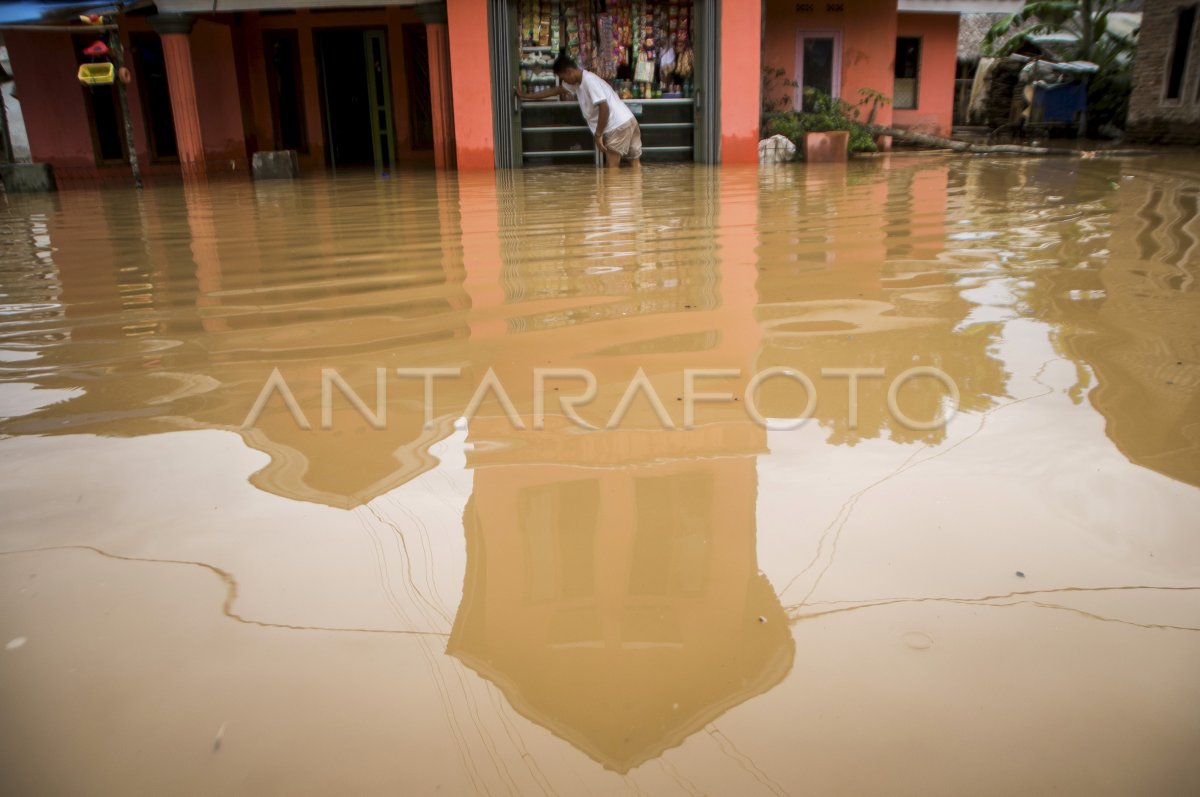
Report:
77,63,115,85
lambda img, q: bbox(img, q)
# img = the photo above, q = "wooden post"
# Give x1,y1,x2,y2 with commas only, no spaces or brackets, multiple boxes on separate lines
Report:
108,27,143,188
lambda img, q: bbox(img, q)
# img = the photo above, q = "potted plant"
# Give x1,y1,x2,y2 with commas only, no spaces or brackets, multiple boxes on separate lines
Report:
763,87,886,163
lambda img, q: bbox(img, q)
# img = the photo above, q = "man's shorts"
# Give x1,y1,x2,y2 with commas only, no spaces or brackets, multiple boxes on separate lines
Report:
603,119,642,160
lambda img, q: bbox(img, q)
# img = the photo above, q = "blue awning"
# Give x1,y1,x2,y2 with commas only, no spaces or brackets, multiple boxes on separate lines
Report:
0,3,124,26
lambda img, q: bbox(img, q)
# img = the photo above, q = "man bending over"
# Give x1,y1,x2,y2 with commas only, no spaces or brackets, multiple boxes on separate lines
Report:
516,53,642,170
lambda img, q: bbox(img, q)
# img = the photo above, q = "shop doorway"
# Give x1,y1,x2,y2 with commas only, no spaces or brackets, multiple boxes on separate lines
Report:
315,28,396,172
494,0,718,167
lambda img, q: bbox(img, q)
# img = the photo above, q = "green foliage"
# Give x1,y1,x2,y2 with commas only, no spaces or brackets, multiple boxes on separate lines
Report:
982,0,1136,65
1082,22,1135,132
981,0,1136,133
857,88,891,126
983,1,1088,57
763,88,884,158
761,66,799,116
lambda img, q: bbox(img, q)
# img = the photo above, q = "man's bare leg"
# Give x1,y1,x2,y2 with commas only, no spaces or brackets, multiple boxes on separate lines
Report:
605,150,622,168
629,158,641,172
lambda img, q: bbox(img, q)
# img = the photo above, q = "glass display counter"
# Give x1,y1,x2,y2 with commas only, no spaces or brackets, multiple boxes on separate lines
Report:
520,97,695,165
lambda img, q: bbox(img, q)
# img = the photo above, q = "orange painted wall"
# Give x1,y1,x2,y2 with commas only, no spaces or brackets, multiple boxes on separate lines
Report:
893,12,958,136
447,0,495,171
720,1,762,164
762,0,897,128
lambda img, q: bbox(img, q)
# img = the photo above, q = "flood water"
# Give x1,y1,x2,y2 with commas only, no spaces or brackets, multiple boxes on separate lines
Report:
2,156,1199,795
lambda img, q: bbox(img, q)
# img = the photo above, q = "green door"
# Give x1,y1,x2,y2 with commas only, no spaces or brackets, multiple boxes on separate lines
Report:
364,30,397,173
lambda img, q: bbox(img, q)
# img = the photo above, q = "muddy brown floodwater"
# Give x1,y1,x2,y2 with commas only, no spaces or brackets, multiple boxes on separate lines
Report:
1,156,1199,795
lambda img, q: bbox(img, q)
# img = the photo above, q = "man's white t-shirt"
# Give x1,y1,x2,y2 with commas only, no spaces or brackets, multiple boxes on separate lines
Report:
563,70,635,134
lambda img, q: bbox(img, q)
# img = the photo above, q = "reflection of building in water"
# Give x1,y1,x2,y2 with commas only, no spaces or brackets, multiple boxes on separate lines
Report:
450,445,792,773
1002,158,1200,487
0,197,66,338
754,160,1008,446
2,158,1015,511
11,157,1194,503
917,156,1200,488
485,166,721,334
446,166,792,773
0,167,753,509
0,175,478,508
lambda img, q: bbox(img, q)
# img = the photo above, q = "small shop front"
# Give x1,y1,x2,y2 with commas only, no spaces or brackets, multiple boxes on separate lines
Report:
489,0,720,167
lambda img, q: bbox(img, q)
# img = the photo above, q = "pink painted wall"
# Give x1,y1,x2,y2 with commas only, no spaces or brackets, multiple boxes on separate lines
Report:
447,0,495,170
893,12,958,136
4,32,99,168
6,21,246,180
763,0,897,128
720,1,762,163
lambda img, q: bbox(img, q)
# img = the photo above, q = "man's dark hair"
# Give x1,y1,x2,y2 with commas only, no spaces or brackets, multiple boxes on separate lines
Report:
553,50,577,75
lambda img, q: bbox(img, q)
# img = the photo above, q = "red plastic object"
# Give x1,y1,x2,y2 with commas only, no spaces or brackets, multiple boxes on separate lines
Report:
82,40,110,57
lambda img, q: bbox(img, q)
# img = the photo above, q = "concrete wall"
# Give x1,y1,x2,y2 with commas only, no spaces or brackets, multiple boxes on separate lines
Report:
2,83,31,161
763,0,898,128
0,47,32,162
1128,0,1200,144
893,12,958,136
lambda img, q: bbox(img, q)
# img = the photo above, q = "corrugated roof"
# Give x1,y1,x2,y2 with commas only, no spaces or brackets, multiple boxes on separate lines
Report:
958,13,1010,61
958,10,1142,62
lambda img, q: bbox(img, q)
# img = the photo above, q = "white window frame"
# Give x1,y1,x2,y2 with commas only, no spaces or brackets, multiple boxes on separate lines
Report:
795,30,843,108
894,35,923,110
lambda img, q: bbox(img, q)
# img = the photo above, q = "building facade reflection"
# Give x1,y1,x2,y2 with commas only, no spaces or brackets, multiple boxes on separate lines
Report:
5,155,1200,776
448,166,791,772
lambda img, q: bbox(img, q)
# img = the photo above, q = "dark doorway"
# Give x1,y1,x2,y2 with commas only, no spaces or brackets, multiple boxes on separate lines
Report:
1166,5,1196,100
264,29,307,151
73,34,126,164
315,28,396,170
800,36,835,112
401,24,433,151
131,33,178,160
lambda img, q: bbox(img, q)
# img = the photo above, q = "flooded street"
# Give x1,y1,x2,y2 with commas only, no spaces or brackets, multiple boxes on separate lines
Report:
2,156,1200,795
